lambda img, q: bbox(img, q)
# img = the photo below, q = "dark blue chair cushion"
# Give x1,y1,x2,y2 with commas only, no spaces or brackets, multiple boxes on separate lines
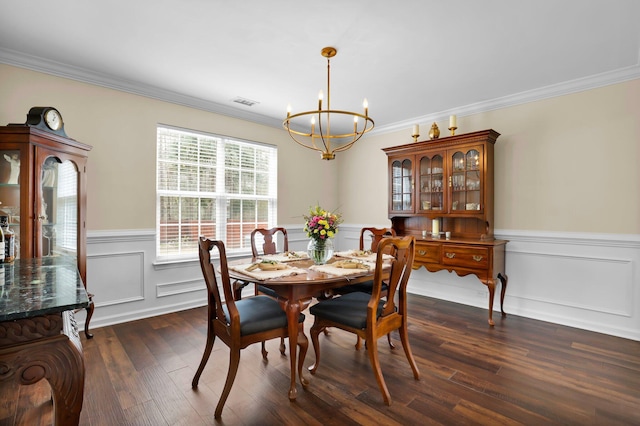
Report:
257,284,280,299
310,292,384,330
336,280,388,295
223,295,305,336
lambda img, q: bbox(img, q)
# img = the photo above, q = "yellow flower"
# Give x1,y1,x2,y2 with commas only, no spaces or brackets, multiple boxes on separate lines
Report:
327,230,334,238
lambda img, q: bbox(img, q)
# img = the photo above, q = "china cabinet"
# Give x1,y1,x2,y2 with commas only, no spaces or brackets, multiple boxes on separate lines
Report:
0,115,93,337
383,129,508,325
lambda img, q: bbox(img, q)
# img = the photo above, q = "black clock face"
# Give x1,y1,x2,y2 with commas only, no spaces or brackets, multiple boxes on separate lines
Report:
44,109,62,131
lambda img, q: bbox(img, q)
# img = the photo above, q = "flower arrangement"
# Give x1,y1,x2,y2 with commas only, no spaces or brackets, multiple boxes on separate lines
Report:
303,205,342,243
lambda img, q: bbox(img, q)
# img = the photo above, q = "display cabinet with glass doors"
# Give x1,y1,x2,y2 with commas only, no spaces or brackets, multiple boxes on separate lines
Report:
0,124,93,336
383,129,508,326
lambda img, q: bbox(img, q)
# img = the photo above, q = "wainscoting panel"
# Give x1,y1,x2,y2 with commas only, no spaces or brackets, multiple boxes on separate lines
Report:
83,227,640,341
395,227,640,341
82,230,207,329
506,250,633,316
87,251,145,306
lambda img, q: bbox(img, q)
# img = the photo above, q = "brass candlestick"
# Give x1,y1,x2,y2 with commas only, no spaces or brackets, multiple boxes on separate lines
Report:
448,126,457,136
412,133,419,143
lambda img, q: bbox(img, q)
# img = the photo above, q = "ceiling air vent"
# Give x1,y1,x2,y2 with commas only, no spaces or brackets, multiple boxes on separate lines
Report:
232,97,259,107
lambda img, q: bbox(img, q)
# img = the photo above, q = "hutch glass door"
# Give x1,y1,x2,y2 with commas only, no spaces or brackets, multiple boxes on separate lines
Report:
450,147,483,212
40,157,78,262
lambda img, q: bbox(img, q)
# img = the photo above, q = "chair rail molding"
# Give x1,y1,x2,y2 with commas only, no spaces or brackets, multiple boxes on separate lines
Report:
401,226,640,341
84,229,207,329
84,227,640,341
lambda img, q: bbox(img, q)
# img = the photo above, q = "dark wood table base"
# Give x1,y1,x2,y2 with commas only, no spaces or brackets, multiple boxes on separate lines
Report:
0,311,84,425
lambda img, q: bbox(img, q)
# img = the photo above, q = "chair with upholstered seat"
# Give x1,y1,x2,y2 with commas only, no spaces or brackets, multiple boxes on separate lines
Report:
192,237,307,418
308,235,419,405
249,227,290,356
251,227,289,299
335,227,396,296
231,227,289,301
335,227,396,349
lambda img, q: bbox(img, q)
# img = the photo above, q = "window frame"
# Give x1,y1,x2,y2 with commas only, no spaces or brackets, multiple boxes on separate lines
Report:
156,125,277,261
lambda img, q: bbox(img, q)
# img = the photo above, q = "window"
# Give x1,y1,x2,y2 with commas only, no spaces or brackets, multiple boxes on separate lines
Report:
54,160,78,252
156,126,277,260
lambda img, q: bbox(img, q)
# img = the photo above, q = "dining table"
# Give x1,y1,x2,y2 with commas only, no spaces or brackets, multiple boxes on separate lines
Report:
226,250,390,401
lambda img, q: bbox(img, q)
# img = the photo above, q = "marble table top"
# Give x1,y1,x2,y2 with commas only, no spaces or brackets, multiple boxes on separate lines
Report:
0,256,89,322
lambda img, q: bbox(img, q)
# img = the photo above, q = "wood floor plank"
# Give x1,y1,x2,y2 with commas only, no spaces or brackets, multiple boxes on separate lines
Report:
4,294,640,425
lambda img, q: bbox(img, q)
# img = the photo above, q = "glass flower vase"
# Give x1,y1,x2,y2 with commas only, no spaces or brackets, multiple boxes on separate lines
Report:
307,238,334,265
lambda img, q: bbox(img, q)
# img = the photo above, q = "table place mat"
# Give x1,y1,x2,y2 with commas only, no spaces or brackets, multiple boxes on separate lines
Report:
334,250,394,263
309,263,374,277
229,263,307,281
259,251,309,263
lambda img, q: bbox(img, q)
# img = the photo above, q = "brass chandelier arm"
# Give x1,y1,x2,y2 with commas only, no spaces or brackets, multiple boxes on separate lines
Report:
283,46,374,161
283,110,374,160
283,110,374,139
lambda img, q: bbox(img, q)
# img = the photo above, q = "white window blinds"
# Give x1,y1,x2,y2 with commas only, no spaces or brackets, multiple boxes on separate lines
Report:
156,126,277,260
55,160,78,252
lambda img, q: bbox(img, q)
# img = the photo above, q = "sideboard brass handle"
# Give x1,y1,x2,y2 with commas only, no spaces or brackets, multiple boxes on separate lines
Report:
418,250,426,255
473,255,484,262
445,252,455,259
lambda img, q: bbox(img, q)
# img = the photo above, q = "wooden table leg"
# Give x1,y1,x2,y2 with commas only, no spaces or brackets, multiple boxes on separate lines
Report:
0,335,84,425
498,273,508,317
285,299,300,400
486,279,496,326
84,293,94,339
1,311,85,426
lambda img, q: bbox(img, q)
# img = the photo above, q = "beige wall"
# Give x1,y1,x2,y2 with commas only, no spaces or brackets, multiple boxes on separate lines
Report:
1,64,638,235
339,79,640,234
0,64,340,231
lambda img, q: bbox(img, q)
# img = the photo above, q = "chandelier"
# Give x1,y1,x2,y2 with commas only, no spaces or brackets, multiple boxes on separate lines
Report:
283,47,374,160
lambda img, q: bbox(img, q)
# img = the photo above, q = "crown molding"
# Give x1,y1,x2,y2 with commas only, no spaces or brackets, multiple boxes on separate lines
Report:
0,47,284,129
373,63,640,136
2,47,639,136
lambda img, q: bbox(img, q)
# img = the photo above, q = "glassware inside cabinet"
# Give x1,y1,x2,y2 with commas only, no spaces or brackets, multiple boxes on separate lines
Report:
464,149,481,210
419,156,431,210
0,149,21,259
449,148,483,212
391,158,413,211
427,155,443,210
466,149,480,170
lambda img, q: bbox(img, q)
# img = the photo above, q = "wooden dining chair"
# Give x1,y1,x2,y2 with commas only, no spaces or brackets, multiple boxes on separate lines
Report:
231,227,289,301
335,227,396,349
335,227,396,296
249,227,291,356
192,237,308,418
250,227,289,299
307,235,419,405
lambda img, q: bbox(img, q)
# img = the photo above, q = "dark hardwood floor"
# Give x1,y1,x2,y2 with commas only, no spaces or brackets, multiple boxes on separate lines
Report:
2,294,639,425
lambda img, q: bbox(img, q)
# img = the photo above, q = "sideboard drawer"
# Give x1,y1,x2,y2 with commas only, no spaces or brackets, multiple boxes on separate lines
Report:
415,242,441,264
442,245,489,269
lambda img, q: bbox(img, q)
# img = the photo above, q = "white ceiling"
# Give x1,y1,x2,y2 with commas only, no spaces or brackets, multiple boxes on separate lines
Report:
1,0,639,134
